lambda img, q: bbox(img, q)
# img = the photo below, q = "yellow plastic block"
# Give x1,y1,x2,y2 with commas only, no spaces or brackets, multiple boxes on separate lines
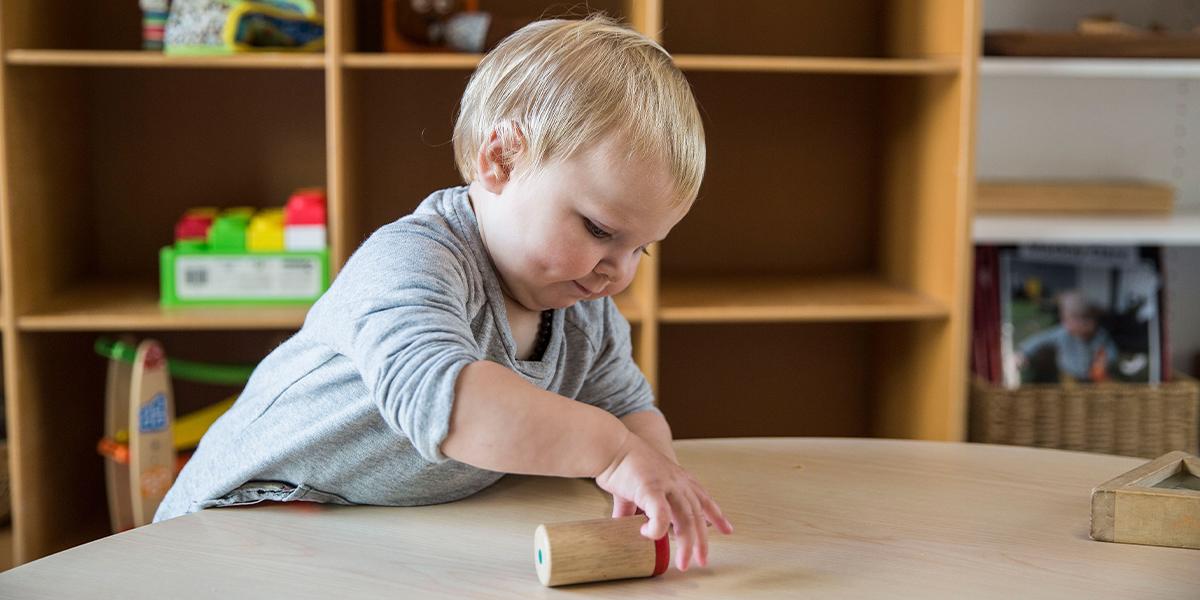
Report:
247,209,285,252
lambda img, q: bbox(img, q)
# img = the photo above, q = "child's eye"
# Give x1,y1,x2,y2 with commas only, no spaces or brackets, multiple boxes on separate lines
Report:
583,218,611,239
637,246,651,257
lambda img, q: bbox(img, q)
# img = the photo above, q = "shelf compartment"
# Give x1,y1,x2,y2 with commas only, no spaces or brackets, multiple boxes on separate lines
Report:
661,72,888,277
659,275,946,323
6,50,326,70
3,67,326,322
7,330,290,561
18,281,310,332
657,322,875,439
661,69,965,313
347,0,630,53
674,55,959,75
2,1,328,61
342,68,465,244
2,1,143,51
662,0,965,59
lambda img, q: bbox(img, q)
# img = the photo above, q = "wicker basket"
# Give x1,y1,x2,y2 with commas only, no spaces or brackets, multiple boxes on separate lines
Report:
970,375,1199,458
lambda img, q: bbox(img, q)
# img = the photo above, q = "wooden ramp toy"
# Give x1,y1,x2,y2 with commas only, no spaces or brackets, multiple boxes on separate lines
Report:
97,337,254,532
101,339,176,530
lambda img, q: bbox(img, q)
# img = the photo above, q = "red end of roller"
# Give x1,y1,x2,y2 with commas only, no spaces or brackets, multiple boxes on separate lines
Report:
653,534,670,576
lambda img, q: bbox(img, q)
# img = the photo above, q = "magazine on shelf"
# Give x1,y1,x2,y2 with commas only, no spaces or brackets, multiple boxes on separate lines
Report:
998,245,1162,388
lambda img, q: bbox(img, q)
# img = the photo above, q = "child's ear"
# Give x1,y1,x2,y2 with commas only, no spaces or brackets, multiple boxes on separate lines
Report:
476,122,524,194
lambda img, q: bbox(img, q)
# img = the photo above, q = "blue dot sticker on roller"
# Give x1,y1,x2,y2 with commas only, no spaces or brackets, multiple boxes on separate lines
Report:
537,549,543,565
139,393,168,433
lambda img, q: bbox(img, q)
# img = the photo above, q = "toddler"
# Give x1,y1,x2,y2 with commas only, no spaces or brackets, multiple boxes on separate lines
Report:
156,14,733,572
1016,290,1119,382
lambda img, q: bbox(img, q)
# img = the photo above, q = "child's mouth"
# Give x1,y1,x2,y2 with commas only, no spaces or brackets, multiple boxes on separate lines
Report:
572,281,596,297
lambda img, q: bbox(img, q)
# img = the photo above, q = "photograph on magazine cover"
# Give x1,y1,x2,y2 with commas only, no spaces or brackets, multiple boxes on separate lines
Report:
1000,245,1161,387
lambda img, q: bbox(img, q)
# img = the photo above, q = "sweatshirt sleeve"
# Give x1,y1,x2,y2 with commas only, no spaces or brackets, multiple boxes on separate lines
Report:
306,220,482,463
573,298,658,418
1019,326,1060,357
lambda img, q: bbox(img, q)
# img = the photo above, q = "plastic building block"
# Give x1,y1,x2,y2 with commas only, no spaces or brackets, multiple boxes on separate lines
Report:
284,188,327,250
175,215,212,241
161,191,330,307
247,208,285,252
208,210,251,252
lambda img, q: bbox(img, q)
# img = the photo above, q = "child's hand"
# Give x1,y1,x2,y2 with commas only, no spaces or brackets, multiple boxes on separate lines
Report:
595,433,734,571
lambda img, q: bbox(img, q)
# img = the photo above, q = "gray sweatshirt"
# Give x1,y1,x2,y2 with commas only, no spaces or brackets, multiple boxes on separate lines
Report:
155,186,656,522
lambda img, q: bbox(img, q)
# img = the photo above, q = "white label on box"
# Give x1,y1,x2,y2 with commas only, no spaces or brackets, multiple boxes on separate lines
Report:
175,255,322,300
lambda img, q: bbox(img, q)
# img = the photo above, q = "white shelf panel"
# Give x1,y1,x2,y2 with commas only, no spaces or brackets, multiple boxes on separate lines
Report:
973,208,1200,245
981,57,1200,80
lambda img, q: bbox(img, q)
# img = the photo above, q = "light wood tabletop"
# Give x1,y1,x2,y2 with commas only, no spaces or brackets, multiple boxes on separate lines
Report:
1,438,1196,599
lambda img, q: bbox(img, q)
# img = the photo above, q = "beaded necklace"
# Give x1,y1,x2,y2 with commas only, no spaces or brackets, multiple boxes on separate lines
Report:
530,309,554,361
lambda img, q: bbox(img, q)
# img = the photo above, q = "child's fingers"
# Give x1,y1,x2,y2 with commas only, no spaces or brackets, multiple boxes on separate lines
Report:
688,491,708,568
611,496,638,519
639,496,671,540
667,492,695,571
697,488,734,534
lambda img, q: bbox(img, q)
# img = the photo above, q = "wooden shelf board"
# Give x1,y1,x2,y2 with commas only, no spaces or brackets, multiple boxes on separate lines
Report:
340,53,959,75
613,291,641,324
673,55,961,75
658,275,947,323
17,281,310,331
981,57,1200,79
342,53,482,69
13,281,640,331
5,50,326,69
973,207,1200,245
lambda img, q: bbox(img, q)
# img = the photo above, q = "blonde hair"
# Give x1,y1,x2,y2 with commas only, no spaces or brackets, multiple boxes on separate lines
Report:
453,14,705,204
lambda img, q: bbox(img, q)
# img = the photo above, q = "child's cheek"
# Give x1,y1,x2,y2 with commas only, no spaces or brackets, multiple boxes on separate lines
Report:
527,237,572,280
532,226,585,276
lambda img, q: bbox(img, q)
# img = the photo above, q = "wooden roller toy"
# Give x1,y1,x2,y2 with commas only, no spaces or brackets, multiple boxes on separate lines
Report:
533,515,669,587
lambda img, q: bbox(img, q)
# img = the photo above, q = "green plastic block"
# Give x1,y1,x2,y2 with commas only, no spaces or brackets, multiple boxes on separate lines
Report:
209,214,249,252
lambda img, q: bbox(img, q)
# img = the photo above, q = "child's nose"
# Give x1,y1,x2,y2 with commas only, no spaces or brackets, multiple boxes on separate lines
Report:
595,254,635,287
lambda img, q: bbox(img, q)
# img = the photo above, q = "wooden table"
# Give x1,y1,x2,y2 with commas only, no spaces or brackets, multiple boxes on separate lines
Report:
1,438,1197,598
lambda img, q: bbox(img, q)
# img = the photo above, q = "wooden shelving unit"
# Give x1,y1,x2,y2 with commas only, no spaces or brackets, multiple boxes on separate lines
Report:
0,0,978,565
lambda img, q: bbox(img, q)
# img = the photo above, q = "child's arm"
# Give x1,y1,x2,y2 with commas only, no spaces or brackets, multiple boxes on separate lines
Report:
442,360,627,477
620,410,677,463
442,359,733,571
612,409,677,520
